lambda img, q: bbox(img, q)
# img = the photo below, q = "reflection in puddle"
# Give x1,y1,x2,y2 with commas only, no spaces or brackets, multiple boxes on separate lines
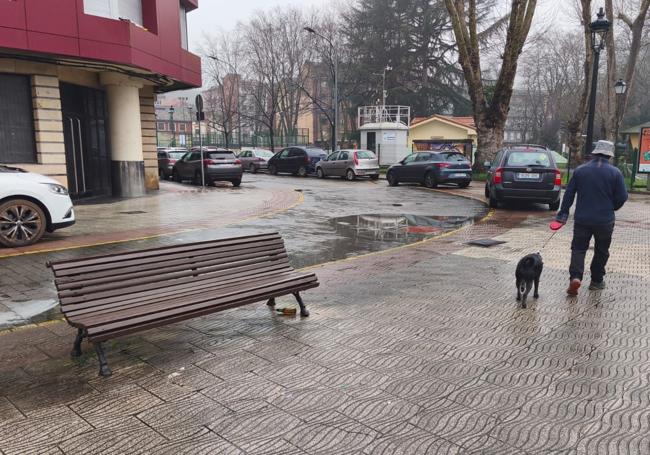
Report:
331,214,475,241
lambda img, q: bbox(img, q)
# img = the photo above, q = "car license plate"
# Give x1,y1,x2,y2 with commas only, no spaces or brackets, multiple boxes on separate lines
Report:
452,173,468,178
357,170,365,175
517,173,539,179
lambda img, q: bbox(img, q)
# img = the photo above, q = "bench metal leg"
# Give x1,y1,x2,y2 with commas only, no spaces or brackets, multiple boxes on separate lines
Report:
93,342,112,377
293,292,309,317
71,328,85,357
267,297,276,307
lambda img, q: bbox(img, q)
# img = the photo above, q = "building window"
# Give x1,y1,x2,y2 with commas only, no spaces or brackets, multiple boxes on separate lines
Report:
179,123,186,132
179,2,188,50
0,75,36,164
157,122,166,131
84,0,143,26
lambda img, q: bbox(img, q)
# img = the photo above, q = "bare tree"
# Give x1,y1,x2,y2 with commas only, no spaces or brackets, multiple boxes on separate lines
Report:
603,0,650,140
202,32,243,149
444,0,537,166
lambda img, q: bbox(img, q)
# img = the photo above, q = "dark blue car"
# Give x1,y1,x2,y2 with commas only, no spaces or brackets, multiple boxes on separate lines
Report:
386,151,472,188
268,146,327,177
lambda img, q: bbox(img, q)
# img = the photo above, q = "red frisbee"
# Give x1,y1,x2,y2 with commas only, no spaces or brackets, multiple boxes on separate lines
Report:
550,221,564,231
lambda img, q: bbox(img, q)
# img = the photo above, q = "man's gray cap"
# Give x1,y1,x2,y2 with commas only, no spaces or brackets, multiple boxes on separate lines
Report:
592,140,615,157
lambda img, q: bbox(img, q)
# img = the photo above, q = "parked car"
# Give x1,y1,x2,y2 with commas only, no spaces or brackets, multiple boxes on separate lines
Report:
386,151,472,188
172,147,243,187
268,146,327,177
0,165,75,247
238,148,274,173
316,149,380,181
484,145,561,210
157,147,188,180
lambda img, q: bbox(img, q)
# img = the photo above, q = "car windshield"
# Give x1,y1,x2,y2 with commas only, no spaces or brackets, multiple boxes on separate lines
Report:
441,153,468,162
506,151,551,167
256,150,274,158
207,152,236,159
168,152,186,160
355,151,375,159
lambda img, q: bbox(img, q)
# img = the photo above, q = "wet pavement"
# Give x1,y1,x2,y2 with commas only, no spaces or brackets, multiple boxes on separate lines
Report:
0,175,485,329
1,178,649,454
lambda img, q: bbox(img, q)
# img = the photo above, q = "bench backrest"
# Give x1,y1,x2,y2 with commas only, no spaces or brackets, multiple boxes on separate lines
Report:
48,232,291,310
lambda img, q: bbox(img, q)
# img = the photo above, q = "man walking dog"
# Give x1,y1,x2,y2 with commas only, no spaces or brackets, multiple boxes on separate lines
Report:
554,141,628,296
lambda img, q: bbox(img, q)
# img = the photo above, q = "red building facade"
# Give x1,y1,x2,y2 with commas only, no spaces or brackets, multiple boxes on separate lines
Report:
0,0,201,198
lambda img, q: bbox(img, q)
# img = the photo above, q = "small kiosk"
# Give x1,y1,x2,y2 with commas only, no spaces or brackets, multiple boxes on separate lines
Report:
358,106,411,166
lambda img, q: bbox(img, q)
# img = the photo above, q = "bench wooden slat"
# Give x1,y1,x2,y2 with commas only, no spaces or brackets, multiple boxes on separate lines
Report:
59,260,292,306
64,268,298,317
54,238,286,280
55,246,289,290
83,274,318,337
49,233,281,272
87,281,319,343
57,252,289,298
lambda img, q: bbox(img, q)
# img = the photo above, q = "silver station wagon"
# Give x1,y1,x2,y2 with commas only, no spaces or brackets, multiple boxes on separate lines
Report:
316,149,380,181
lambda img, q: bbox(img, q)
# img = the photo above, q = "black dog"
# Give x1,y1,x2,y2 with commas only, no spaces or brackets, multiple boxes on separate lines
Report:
515,253,544,308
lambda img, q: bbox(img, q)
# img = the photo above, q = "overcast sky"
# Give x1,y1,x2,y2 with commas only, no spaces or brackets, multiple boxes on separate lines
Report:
186,0,328,52
187,0,577,53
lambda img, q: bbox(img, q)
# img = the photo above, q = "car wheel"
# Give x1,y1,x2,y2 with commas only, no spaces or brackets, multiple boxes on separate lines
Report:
158,168,164,179
0,199,47,248
424,172,437,188
193,171,204,186
297,166,308,177
250,164,258,174
370,174,380,180
346,169,356,181
231,179,242,187
458,181,470,189
316,168,325,179
549,200,560,211
269,164,278,175
489,191,499,209
172,170,181,183
387,171,399,187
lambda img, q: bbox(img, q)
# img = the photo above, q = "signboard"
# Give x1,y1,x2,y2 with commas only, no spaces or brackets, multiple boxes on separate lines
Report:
639,127,650,173
382,132,396,141
195,94,204,113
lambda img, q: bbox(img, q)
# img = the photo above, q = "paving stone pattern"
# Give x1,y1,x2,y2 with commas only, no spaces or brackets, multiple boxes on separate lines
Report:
0,189,649,454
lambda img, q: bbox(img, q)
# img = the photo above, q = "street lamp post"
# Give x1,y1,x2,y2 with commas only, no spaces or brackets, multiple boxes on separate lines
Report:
304,26,338,152
187,106,194,147
584,7,610,157
613,78,627,165
168,106,176,147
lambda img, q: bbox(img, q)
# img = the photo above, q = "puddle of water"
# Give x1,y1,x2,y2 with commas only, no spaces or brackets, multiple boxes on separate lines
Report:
331,214,475,241
0,299,60,329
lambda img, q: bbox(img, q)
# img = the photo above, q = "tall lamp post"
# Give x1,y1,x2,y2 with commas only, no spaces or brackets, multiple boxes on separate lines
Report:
168,106,176,147
584,7,610,157
613,78,627,165
304,26,338,152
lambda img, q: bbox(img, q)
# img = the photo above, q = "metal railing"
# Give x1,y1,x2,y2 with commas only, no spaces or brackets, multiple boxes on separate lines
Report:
358,105,411,128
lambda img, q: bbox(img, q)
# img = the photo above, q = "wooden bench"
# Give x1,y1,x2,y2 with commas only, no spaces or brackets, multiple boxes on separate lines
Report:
47,232,319,377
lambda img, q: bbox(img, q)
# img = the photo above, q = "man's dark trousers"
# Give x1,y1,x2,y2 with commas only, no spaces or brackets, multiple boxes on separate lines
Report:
569,222,615,283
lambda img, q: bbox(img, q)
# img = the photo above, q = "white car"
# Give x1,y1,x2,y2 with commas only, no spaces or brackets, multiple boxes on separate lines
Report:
0,165,75,247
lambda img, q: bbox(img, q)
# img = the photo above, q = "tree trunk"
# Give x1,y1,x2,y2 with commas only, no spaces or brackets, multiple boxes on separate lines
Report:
475,119,505,169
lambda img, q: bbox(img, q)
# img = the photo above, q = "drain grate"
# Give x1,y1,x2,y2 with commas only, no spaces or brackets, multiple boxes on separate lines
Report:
467,238,507,247
118,211,147,215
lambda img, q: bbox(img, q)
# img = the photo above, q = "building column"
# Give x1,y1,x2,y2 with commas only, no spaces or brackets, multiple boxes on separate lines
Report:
100,73,146,198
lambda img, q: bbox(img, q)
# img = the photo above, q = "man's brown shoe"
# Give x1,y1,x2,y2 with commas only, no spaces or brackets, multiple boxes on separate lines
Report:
567,278,581,296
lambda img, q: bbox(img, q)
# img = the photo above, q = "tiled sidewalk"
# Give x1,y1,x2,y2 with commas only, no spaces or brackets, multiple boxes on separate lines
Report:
0,190,648,454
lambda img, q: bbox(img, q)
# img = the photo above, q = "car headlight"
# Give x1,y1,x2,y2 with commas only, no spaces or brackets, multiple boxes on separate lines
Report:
44,183,69,195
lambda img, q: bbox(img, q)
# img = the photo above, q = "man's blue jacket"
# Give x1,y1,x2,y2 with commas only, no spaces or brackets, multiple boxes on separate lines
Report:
556,157,628,225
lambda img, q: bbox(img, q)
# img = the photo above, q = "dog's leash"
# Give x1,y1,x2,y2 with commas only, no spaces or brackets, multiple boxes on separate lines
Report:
540,229,559,251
